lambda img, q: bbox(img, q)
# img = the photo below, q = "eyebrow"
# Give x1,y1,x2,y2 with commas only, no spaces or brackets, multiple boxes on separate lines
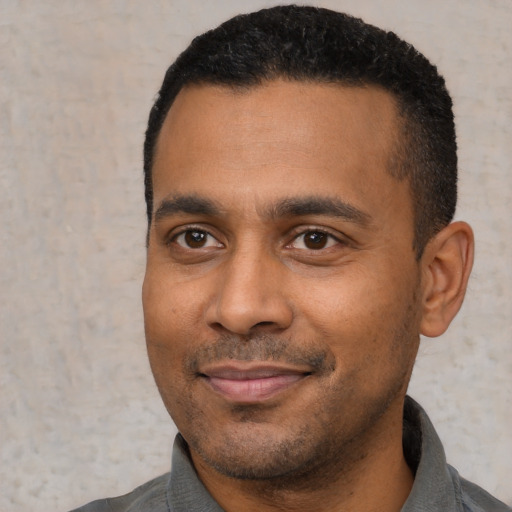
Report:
266,196,370,225
154,195,222,223
153,194,370,226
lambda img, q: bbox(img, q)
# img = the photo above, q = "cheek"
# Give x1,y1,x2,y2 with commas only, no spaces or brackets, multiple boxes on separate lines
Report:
143,274,194,414
143,273,191,375
293,262,419,359
143,266,205,336
296,265,400,323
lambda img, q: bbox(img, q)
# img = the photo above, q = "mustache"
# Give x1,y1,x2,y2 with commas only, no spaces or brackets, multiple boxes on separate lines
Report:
184,334,334,375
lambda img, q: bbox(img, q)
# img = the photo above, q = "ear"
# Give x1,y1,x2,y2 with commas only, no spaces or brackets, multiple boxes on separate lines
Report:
420,221,474,338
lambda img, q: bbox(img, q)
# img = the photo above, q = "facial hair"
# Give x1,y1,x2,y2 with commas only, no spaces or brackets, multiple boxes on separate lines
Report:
171,327,415,490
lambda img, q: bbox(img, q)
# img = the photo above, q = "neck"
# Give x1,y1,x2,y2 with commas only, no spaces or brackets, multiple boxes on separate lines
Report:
191,401,414,512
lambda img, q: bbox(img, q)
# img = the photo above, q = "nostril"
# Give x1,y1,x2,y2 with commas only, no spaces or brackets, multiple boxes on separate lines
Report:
253,321,274,328
206,286,294,336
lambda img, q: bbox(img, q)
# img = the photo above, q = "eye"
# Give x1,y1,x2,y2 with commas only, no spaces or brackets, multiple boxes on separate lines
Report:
290,230,339,250
173,229,223,249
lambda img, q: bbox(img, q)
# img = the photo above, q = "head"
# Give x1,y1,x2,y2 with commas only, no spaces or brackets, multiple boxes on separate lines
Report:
144,4,458,257
141,5,473,494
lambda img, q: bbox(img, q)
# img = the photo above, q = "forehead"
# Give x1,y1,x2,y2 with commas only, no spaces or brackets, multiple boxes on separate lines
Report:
157,80,400,162
152,80,408,220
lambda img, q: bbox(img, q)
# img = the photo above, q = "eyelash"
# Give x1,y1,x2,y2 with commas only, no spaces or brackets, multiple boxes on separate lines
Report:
288,229,342,251
167,226,344,252
168,226,222,249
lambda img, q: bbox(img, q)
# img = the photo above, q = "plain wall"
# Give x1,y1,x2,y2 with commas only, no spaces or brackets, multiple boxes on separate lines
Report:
1,1,511,510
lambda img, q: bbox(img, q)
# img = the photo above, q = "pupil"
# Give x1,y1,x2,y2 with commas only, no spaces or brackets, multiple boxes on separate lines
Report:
305,232,327,249
185,230,206,247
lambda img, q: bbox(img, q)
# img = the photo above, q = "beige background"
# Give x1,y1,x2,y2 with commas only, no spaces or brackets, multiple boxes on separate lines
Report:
1,1,511,510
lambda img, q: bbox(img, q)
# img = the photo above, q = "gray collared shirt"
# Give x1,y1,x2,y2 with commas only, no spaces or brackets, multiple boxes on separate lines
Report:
69,397,511,511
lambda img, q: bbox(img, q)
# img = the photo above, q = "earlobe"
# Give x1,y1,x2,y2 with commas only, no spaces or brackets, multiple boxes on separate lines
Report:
420,221,474,338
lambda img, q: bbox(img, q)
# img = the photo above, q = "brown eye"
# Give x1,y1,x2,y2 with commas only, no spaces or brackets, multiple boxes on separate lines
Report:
303,231,329,249
184,230,207,248
290,230,338,251
174,229,222,249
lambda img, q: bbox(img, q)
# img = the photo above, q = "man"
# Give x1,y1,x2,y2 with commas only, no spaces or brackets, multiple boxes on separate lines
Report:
71,5,510,512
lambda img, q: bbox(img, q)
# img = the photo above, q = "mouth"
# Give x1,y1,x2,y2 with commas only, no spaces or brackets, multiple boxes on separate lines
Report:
199,362,312,403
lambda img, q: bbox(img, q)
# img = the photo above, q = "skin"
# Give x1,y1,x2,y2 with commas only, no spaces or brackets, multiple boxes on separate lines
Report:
142,81,474,511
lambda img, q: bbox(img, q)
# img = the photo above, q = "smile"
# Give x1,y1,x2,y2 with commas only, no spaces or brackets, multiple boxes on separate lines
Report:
199,363,311,403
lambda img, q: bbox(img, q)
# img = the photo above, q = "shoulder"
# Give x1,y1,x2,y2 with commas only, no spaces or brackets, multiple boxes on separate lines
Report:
68,472,170,512
454,470,511,512
403,397,510,512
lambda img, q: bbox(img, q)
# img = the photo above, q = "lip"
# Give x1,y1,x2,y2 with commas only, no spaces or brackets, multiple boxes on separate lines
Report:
199,362,311,403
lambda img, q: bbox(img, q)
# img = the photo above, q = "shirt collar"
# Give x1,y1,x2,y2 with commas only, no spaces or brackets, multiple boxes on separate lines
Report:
401,396,462,511
167,396,462,511
167,435,224,512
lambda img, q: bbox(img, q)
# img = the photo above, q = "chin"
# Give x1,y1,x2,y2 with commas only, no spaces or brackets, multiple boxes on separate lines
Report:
187,420,329,482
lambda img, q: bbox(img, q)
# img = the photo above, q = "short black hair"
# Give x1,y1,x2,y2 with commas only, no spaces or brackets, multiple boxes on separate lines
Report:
144,4,457,256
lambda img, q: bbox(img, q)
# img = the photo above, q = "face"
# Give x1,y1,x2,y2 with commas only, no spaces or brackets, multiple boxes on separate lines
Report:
143,81,423,483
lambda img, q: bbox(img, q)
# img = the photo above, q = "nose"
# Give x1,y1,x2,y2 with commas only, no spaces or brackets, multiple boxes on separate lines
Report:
205,248,293,336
